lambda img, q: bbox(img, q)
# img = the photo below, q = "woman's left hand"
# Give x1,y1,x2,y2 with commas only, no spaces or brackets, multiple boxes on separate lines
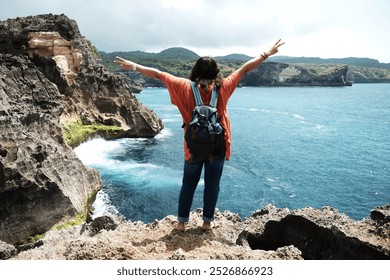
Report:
266,39,285,57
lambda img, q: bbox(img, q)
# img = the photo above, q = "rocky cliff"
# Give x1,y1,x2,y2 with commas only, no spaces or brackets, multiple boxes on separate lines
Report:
1,204,388,260
240,62,352,86
0,14,163,244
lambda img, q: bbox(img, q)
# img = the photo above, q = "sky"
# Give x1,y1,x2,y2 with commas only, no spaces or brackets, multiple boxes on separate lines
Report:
1,0,389,63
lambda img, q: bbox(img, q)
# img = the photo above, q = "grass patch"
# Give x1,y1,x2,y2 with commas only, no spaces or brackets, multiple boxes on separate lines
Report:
19,233,46,245
54,188,99,231
53,212,86,231
62,118,123,147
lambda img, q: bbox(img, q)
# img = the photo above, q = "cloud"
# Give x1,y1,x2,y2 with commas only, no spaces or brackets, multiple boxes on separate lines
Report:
1,0,389,62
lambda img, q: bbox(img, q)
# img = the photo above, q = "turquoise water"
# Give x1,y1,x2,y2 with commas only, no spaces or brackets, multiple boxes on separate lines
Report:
75,84,390,222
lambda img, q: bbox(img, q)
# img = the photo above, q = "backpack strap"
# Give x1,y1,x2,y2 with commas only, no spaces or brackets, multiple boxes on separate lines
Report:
210,86,218,108
190,81,218,107
190,81,203,106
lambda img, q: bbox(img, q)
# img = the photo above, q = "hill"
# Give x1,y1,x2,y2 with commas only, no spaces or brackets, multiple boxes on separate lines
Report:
158,47,199,60
99,47,390,85
215,53,253,61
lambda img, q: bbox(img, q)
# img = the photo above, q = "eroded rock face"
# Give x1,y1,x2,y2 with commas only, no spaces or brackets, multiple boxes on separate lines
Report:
0,13,163,136
27,31,82,85
0,14,163,244
0,54,101,244
239,205,390,260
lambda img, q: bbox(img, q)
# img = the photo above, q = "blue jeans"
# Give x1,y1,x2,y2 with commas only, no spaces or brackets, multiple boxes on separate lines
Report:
177,156,225,223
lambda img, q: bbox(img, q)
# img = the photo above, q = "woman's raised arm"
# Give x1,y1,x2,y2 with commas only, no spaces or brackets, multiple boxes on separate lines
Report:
236,39,285,78
114,56,163,80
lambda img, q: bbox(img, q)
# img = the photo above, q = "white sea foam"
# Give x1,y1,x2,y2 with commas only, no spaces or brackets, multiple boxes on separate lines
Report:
92,190,120,218
293,113,305,121
155,128,173,140
74,137,122,166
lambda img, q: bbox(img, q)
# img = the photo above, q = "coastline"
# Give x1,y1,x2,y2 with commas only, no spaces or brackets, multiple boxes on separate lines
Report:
1,14,389,261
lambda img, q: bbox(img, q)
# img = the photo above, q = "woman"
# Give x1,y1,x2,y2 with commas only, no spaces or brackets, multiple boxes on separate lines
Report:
115,39,284,231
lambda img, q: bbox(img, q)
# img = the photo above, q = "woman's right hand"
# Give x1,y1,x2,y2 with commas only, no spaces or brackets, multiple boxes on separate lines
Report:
114,56,137,71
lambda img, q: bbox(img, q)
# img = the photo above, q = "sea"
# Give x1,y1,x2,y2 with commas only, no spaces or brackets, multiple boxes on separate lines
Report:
74,83,390,222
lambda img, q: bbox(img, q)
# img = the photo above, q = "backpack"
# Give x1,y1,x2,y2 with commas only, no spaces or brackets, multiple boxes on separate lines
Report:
184,81,224,160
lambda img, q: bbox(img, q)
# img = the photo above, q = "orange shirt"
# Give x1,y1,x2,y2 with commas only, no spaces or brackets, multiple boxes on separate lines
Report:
160,71,241,161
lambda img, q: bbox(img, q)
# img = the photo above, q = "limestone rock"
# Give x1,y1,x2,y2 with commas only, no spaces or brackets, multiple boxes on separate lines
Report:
241,62,352,86
27,31,81,85
12,208,303,260
0,14,163,245
240,204,390,259
9,205,389,260
0,240,16,260
0,14,163,138
0,54,101,244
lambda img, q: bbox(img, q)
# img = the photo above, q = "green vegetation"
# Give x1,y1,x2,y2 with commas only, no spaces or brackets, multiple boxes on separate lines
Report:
19,233,45,245
100,48,390,83
62,118,123,147
53,213,85,230
54,188,98,231
85,37,99,56
19,189,99,245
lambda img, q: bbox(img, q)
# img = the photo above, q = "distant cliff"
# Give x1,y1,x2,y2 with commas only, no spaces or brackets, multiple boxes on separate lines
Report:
102,48,390,87
240,62,352,86
0,14,163,244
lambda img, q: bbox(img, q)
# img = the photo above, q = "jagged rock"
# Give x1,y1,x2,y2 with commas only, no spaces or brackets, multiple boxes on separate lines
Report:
16,240,44,254
11,205,389,260
88,215,119,236
0,240,16,260
12,208,303,260
0,54,101,244
0,14,163,244
240,204,390,260
0,14,163,138
371,205,390,224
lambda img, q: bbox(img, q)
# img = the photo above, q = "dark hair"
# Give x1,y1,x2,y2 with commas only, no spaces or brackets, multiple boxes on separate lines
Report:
189,56,223,90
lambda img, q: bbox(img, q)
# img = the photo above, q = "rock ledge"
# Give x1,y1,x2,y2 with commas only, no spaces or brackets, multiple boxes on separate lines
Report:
4,204,389,260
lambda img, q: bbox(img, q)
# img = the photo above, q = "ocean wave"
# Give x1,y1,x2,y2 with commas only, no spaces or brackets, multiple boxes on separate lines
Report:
92,190,120,218
155,128,174,140
293,113,306,121
74,138,123,166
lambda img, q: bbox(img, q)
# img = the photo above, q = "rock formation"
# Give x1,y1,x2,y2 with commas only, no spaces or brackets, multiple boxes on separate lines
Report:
241,62,352,86
0,54,101,244
0,14,163,244
2,205,388,260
